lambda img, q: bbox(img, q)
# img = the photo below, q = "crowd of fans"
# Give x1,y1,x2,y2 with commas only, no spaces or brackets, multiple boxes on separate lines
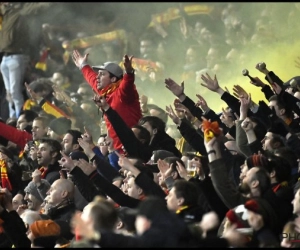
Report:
0,2,300,248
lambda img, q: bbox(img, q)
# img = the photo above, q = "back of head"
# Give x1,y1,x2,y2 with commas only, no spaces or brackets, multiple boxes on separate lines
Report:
267,155,291,183
48,117,72,136
137,196,169,221
89,196,119,232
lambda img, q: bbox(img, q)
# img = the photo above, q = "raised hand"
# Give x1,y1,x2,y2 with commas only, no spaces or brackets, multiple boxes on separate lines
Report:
58,151,75,172
195,94,209,112
164,78,185,99
165,105,181,125
93,94,110,111
117,153,135,171
77,138,94,159
232,85,248,99
239,94,251,120
123,55,134,73
272,82,282,95
157,159,170,177
241,117,254,132
77,159,95,176
72,50,89,68
200,73,220,92
255,62,269,74
82,126,94,144
249,76,266,88
175,160,189,181
174,101,194,121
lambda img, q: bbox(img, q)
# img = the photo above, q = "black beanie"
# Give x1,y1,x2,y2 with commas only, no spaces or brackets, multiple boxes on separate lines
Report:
49,117,72,136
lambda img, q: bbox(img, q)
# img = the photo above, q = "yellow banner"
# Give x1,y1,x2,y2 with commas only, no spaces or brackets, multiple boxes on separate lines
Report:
62,29,127,51
148,4,213,28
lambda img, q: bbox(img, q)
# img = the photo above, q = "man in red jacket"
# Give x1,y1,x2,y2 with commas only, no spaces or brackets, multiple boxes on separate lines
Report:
72,50,142,153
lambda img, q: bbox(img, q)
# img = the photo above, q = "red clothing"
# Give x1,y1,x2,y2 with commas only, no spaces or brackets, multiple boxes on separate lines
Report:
0,122,32,149
81,65,142,151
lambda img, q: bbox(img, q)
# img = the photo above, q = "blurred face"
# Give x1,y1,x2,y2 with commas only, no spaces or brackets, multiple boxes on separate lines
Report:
16,114,30,131
52,72,65,87
29,144,38,161
292,189,300,216
220,111,234,127
141,122,156,140
96,70,112,90
12,193,24,211
135,215,149,235
47,128,61,141
77,87,90,101
165,187,180,212
239,167,259,195
261,132,274,151
0,151,8,161
62,133,75,155
31,120,48,141
239,160,248,182
46,180,64,206
36,142,54,166
206,48,219,69
127,176,141,199
268,100,282,117
140,40,154,58
97,136,108,156
24,193,42,211
185,47,197,65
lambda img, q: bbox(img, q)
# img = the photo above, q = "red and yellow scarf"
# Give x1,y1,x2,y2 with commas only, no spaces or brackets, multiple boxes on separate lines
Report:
39,166,48,179
99,80,121,97
0,160,12,191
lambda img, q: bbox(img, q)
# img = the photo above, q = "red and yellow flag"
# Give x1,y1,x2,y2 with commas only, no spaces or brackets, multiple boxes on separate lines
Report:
0,160,12,191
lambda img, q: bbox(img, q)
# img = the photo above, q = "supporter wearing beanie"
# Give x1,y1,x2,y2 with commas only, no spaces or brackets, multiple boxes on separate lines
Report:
29,219,60,238
48,117,72,141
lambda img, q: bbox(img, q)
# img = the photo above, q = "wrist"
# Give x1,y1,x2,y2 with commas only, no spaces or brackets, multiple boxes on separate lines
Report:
125,68,135,74
177,93,186,102
216,87,225,96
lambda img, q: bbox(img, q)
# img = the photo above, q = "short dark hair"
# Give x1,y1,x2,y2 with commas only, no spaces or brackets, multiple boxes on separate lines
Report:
251,168,271,194
66,129,83,150
37,138,62,160
173,180,199,207
132,124,150,145
268,95,293,118
19,110,38,122
147,104,168,123
138,116,166,132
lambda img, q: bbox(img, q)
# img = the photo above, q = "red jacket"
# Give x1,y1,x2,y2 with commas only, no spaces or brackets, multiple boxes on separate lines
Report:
0,122,32,149
81,65,142,151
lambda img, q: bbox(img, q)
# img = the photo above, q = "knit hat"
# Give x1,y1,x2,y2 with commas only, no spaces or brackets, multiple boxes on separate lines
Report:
92,62,123,78
48,117,72,136
24,180,51,203
246,154,270,171
225,205,250,229
69,151,89,162
30,219,61,238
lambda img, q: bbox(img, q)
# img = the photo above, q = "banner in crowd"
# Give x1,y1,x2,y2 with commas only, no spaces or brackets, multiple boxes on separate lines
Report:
148,4,213,28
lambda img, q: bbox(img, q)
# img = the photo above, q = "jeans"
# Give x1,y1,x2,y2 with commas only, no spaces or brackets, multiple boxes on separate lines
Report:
0,54,28,118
